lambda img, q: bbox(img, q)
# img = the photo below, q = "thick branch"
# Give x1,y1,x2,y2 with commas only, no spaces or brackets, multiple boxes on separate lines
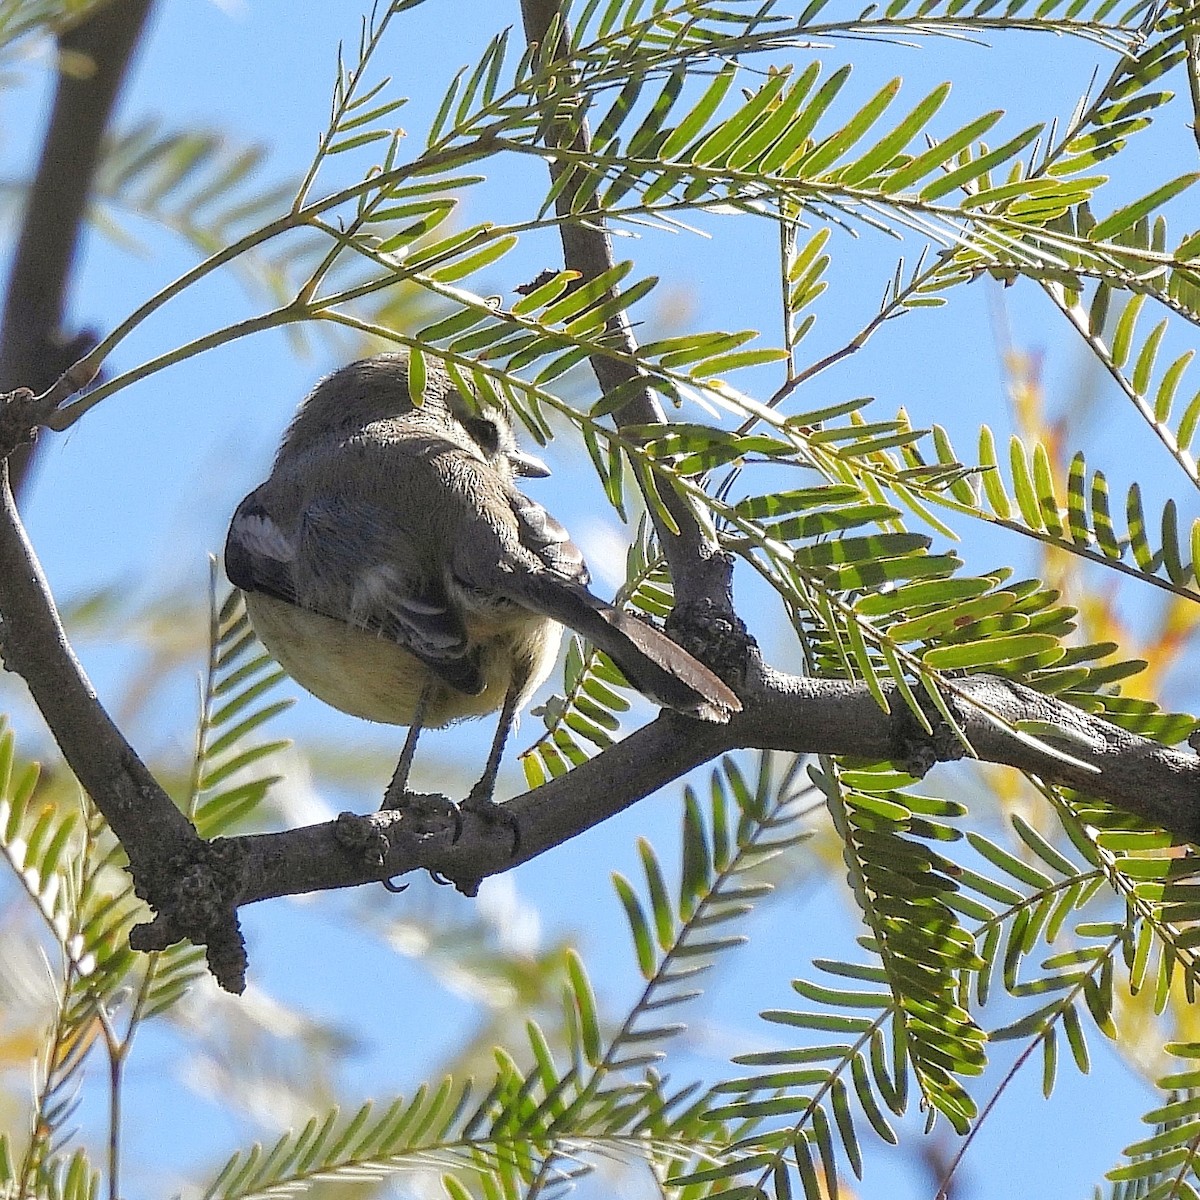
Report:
0,0,154,497
0,456,252,989
0,462,194,864
744,667,1200,840
517,0,733,612
135,666,1200,933
6,400,1199,977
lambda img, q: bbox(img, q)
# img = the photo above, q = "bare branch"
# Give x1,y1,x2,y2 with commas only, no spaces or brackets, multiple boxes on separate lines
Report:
0,0,154,497
0,456,250,990
129,664,1200,937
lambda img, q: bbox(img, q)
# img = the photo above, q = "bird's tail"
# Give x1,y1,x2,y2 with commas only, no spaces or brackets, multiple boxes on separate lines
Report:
517,574,741,722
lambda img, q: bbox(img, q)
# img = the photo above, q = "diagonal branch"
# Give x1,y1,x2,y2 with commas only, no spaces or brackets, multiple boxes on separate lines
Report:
0,0,155,498
130,662,1200,928
0,452,246,990
5,391,1200,987
517,0,736,615
0,463,194,865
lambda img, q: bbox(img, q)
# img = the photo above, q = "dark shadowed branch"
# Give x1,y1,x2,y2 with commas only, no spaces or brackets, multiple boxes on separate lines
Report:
0,0,154,498
517,0,736,614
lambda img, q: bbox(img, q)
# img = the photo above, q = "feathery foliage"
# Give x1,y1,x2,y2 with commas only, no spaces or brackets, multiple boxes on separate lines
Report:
0,580,290,1200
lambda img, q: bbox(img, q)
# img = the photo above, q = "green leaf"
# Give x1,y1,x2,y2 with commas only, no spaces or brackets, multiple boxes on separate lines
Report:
919,124,1042,201
659,62,739,160
639,837,675,952
1110,294,1145,368
739,64,823,172
978,425,1012,519
428,233,518,283
1089,174,1200,241
699,346,790,375
796,77,902,178
1131,318,1167,399
613,872,656,978
326,128,393,155
923,634,1061,671
793,532,931,568
692,72,792,168
565,950,601,1067
839,82,950,187
1009,437,1043,532
1157,351,1195,423
881,109,1004,194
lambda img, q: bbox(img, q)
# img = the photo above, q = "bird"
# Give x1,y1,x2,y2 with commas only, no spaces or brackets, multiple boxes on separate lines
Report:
224,351,740,847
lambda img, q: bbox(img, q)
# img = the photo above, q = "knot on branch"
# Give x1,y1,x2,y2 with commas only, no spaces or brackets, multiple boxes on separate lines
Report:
335,808,400,870
335,799,459,875
0,332,99,458
890,685,966,779
667,592,756,691
0,388,45,459
129,837,249,994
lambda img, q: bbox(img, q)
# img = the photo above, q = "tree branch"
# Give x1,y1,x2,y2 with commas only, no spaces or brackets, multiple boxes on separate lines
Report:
0,453,250,990
129,662,1200,944
3,1,1198,1002
517,0,735,615
0,0,154,498
5,378,1200,985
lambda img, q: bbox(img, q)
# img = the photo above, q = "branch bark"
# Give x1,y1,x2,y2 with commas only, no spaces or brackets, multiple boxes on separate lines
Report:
128,664,1200,938
0,455,256,987
5,388,1200,987
517,0,735,615
0,0,154,498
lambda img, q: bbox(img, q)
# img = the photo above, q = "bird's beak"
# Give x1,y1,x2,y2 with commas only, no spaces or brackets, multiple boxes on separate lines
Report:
508,449,551,478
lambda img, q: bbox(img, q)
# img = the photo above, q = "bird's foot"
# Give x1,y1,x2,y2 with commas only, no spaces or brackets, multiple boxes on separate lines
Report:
335,810,409,891
367,792,462,892
379,789,461,838
460,787,521,857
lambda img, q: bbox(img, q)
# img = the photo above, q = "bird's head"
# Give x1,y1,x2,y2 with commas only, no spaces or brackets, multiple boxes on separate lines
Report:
278,351,550,480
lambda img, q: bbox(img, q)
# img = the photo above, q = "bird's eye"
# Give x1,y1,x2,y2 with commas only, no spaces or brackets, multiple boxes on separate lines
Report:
465,417,501,454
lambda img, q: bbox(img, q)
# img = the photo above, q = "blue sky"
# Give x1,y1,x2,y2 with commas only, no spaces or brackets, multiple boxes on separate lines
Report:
2,3,1194,1197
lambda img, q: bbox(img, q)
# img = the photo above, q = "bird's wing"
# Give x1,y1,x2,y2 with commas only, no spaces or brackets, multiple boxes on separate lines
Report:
453,482,740,722
226,488,485,695
507,490,590,586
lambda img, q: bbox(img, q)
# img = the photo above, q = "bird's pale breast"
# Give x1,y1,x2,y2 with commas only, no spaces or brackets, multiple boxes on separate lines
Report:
246,592,560,728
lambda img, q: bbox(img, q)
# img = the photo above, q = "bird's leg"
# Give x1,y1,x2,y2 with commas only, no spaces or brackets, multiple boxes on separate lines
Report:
462,677,523,855
379,681,463,885
381,679,434,811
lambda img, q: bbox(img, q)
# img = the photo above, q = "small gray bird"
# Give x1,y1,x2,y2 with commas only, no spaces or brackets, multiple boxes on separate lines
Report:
225,352,740,840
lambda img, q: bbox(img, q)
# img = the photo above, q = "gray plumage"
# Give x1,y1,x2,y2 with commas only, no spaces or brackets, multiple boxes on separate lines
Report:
225,352,739,769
